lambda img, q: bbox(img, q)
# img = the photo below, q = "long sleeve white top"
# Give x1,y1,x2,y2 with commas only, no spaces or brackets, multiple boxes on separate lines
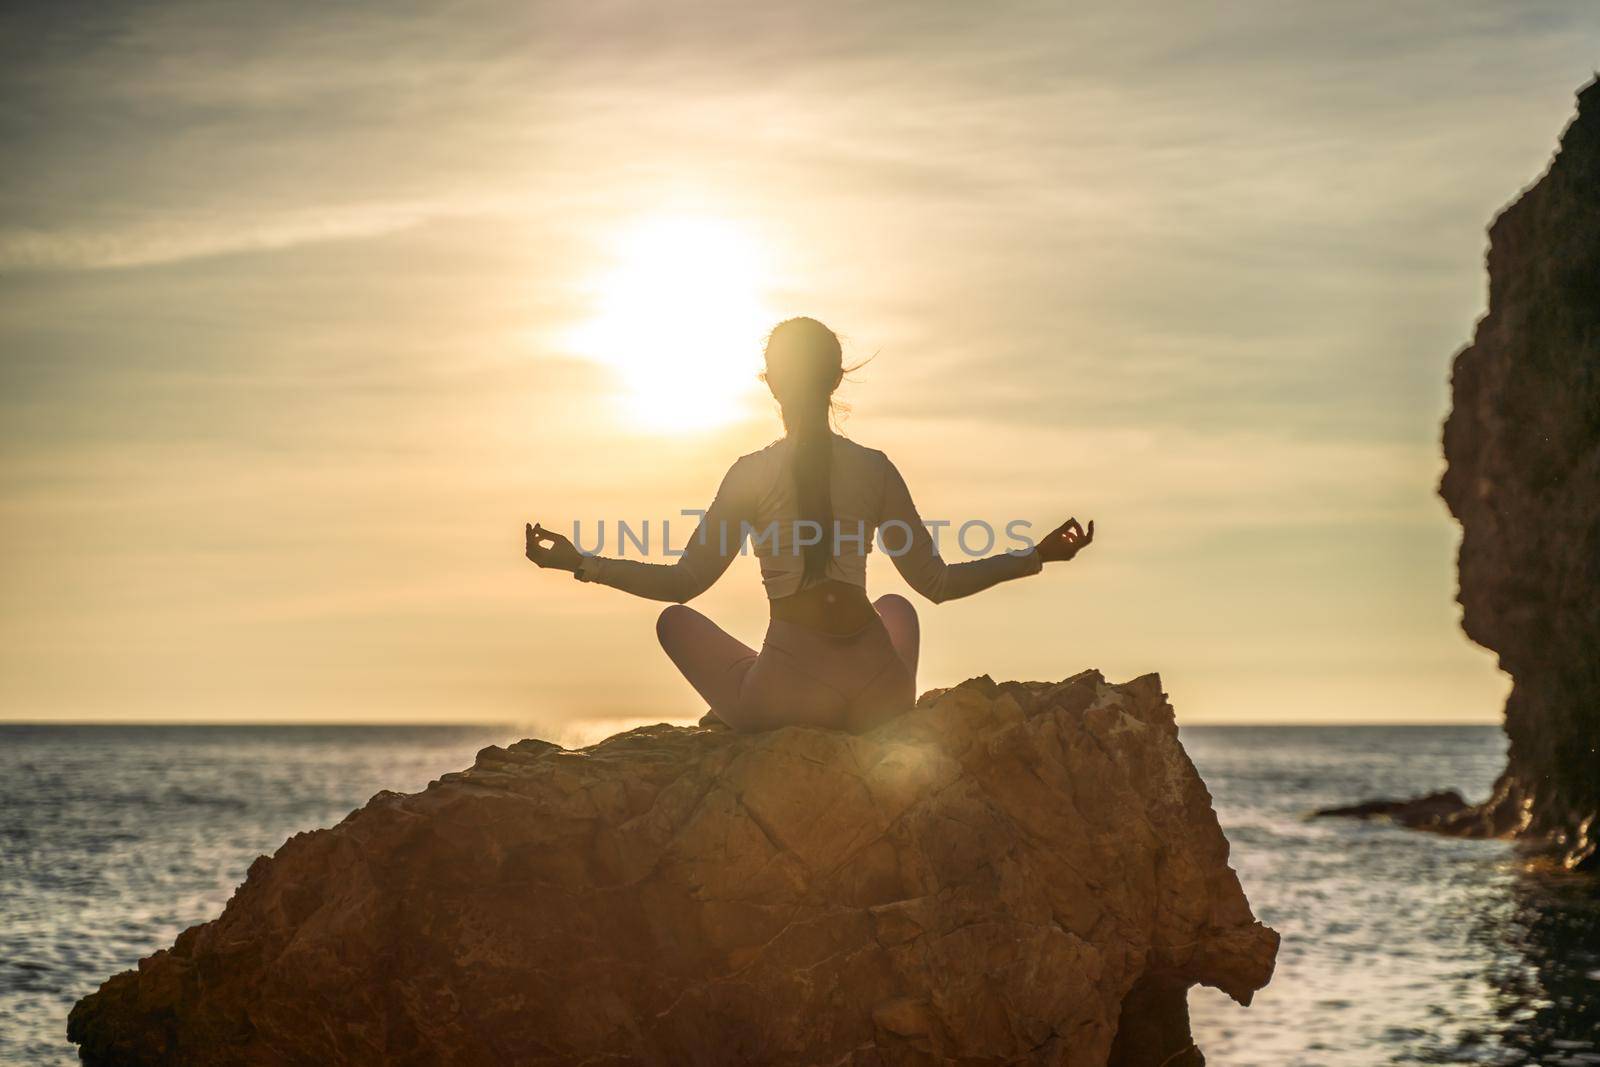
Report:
574,433,1042,604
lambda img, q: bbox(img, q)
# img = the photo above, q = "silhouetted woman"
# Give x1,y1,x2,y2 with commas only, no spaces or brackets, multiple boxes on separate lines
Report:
525,317,1093,733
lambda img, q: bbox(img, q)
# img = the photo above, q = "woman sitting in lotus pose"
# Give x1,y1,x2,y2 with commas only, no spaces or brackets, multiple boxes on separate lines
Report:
525,317,1093,733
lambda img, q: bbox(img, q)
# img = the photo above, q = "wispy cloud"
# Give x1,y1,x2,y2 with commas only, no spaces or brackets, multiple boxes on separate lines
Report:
0,203,443,271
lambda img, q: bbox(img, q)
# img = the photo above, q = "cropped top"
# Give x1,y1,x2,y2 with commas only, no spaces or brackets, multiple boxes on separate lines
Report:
573,433,1042,603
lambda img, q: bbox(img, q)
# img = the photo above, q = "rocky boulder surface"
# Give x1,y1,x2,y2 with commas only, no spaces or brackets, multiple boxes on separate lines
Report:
69,671,1277,1066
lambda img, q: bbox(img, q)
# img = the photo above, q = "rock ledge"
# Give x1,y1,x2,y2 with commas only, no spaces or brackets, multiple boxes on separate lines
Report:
69,671,1277,1066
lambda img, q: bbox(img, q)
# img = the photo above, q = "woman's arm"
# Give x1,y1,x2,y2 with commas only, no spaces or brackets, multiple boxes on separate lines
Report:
880,458,1091,603
525,463,752,604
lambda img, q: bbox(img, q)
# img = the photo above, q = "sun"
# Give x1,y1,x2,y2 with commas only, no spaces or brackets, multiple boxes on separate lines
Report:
568,214,776,432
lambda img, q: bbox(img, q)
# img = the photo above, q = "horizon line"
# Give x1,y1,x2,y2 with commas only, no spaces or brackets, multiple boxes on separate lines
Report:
0,718,1505,728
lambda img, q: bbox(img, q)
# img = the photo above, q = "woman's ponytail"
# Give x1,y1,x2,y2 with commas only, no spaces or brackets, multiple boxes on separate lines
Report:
790,401,834,587
762,318,847,591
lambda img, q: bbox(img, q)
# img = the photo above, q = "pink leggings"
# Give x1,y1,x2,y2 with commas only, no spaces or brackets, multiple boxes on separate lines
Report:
656,594,920,734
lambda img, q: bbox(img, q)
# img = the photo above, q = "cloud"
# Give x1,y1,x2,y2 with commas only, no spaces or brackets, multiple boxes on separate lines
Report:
0,203,442,271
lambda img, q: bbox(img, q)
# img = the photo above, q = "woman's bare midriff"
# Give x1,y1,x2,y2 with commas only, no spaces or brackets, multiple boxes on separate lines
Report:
770,579,877,634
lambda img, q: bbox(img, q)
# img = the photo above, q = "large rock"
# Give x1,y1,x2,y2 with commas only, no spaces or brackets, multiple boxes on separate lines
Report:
68,671,1277,1066
1434,78,1600,871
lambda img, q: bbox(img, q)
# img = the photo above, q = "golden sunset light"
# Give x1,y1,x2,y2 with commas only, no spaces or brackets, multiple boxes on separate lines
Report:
566,214,776,431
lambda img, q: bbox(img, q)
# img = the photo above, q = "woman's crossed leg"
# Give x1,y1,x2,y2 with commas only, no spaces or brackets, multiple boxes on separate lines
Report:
655,595,922,732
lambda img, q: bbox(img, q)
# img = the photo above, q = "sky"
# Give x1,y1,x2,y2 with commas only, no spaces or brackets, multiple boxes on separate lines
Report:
2,0,1596,729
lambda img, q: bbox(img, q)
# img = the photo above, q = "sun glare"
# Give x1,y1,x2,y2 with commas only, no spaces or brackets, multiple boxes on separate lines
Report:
568,215,775,432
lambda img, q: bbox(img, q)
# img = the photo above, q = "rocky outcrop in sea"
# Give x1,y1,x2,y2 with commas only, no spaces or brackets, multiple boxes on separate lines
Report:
68,671,1277,1065
1321,78,1600,871
1440,77,1600,871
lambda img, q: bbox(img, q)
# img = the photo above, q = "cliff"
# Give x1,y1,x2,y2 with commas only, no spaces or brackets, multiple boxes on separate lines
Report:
68,671,1277,1066
1439,78,1600,870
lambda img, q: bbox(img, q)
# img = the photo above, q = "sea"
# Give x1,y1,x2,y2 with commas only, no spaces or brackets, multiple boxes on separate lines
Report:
2,723,1596,1066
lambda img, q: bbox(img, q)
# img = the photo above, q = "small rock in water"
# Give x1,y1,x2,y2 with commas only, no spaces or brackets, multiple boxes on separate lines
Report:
1313,790,1472,827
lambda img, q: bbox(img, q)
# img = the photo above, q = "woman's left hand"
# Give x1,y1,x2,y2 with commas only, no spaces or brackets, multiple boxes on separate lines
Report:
525,522,583,572
1037,517,1094,563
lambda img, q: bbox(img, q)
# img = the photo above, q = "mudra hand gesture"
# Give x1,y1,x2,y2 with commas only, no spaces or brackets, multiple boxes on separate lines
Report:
525,522,582,572
1037,517,1094,563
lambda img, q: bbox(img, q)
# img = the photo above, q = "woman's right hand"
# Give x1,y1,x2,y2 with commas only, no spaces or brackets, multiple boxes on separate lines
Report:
525,522,583,572
1036,517,1094,563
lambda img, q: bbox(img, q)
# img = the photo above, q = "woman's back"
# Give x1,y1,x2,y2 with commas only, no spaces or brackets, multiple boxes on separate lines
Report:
570,431,1043,607
729,432,890,600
